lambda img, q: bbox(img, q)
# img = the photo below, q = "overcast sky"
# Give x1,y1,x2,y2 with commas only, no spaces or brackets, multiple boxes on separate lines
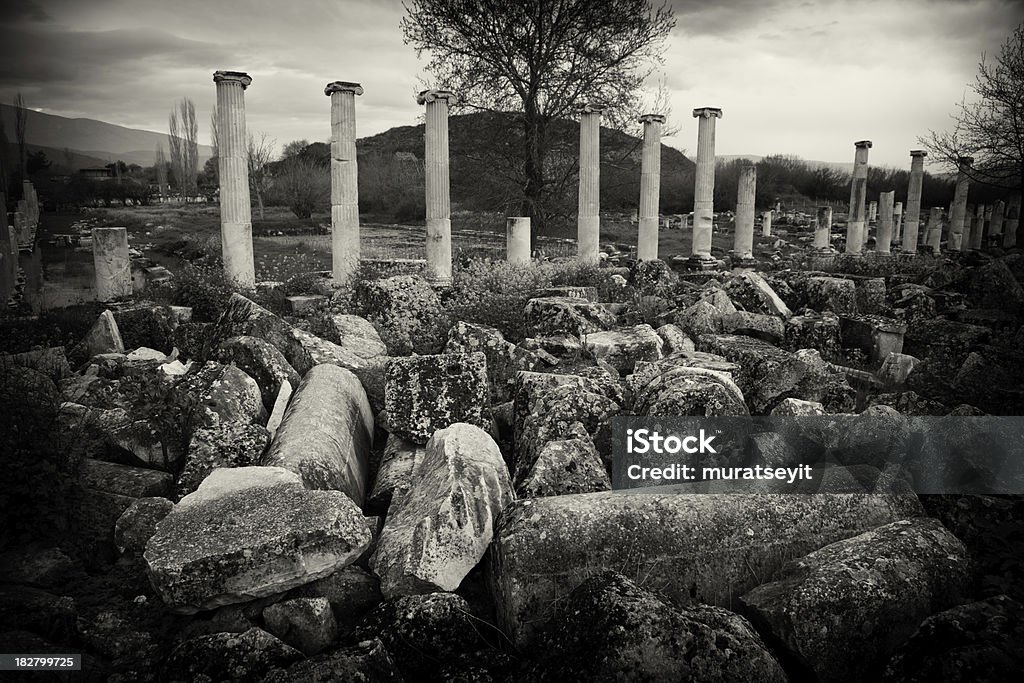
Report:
0,0,1019,168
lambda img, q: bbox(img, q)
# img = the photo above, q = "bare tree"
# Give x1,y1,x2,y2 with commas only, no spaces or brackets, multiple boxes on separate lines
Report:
168,98,199,200
402,0,675,234
14,93,28,184
209,105,219,185
267,157,330,219
247,131,276,220
280,139,310,160
921,22,1024,191
154,144,168,201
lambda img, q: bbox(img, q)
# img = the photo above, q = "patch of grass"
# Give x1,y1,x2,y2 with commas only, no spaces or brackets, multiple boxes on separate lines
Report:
449,260,553,342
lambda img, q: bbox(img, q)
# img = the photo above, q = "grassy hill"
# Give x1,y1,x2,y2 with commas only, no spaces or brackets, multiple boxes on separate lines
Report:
354,111,697,220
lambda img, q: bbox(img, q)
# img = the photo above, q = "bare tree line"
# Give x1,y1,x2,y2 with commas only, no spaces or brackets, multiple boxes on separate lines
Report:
168,98,199,199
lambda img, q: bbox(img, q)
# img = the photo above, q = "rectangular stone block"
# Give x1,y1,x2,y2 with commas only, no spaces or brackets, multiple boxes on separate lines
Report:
488,490,922,645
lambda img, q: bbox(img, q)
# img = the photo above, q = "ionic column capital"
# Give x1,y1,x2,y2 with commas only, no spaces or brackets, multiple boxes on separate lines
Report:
639,113,666,124
692,107,723,119
325,81,364,96
910,150,927,158
576,103,605,115
417,89,458,106
854,140,873,149
213,71,252,89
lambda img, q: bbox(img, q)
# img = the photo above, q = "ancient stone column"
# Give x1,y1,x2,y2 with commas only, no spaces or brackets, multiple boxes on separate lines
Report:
902,150,927,254
845,141,872,254
691,107,723,261
868,201,878,223
814,206,833,250
325,81,363,283
762,210,772,236
961,204,975,251
576,103,604,263
1004,194,1021,248
732,161,756,260
990,200,1005,239
948,156,972,252
507,217,531,265
0,212,13,301
92,227,131,302
876,191,895,254
214,70,256,288
13,212,26,245
637,113,665,261
970,204,985,250
22,181,37,227
16,200,28,232
418,89,458,284
982,204,994,246
893,202,903,242
925,208,943,253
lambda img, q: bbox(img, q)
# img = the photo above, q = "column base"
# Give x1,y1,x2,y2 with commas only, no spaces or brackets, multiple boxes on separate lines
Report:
728,252,758,268
685,254,722,271
425,276,453,290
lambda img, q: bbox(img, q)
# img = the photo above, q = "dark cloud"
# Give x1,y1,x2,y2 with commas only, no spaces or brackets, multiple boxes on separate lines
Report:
0,1,51,24
669,0,785,36
0,25,226,84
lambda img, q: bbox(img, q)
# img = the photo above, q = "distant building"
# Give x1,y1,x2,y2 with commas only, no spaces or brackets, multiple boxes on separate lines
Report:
79,167,114,181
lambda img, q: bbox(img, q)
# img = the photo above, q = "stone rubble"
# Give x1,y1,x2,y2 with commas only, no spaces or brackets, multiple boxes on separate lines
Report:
10,170,1024,681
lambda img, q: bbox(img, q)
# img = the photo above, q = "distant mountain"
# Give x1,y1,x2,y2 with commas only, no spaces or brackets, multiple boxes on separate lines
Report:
0,104,212,169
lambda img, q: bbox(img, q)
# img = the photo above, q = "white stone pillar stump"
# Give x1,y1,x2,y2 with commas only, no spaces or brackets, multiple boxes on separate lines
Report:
990,200,1005,239
576,103,604,263
418,89,458,284
1004,194,1021,248
925,208,943,253
970,204,985,250
876,191,895,254
762,210,772,236
845,140,872,254
507,217,531,265
213,70,256,288
814,206,833,251
691,107,723,261
92,227,132,302
732,161,756,260
637,113,665,261
893,201,903,242
325,81,363,283
948,156,972,252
